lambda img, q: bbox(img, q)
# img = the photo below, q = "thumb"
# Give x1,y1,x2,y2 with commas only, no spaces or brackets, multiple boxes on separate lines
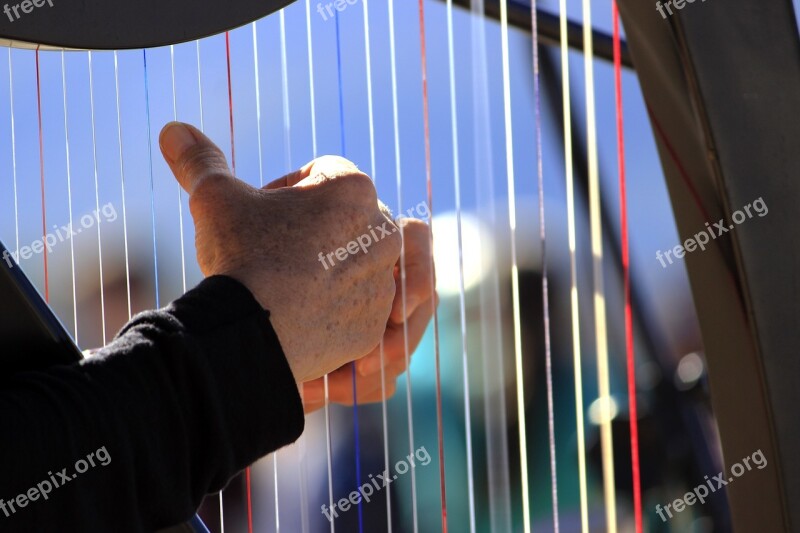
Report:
159,122,233,195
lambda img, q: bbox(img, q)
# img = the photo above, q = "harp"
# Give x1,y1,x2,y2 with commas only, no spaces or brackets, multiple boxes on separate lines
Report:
0,0,797,531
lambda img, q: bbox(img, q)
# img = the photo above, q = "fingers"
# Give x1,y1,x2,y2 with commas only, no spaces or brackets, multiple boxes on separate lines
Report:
351,379,398,406
263,156,364,190
159,122,234,195
301,381,327,414
263,159,316,190
356,298,435,376
301,361,406,413
303,156,364,184
390,218,435,323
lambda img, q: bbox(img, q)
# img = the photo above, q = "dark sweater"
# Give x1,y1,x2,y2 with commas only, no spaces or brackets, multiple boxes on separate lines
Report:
0,276,304,532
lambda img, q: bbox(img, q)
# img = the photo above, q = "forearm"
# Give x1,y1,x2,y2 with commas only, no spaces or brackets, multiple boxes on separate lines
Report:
0,276,303,532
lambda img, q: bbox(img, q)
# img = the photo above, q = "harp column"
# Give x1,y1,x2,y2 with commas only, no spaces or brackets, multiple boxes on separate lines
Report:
617,0,800,531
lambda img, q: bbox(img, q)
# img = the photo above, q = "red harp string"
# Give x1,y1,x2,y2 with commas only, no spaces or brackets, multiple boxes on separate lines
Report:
612,3,643,532
417,0,448,530
35,47,49,303
224,30,254,533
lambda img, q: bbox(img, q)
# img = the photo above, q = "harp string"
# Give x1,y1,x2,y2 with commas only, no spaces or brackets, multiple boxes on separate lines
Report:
304,0,318,159
332,12,366,533
387,0,419,528
275,9,302,530
223,31,255,533
445,0,477,531
416,0,449,529
468,2,512,529
530,0,560,530
196,42,206,133
87,51,107,346
301,2,335,531
35,48,48,303
357,0,395,528
8,49,19,260
558,0,590,529
581,0,618,530
58,51,79,338
142,50,160,311
360,0,406,527
279,11,292,202
252,23,265,189
113,50,133,322
613,3,642,531
169,45,188,295
498,1,531,531
273,15,283,533
194,36,223,533
323,371,334,533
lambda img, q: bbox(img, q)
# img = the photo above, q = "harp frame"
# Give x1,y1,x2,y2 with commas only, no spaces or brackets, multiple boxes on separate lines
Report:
614,0,800,530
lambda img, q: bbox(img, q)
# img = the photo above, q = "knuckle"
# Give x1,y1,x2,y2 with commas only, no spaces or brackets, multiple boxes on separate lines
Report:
311,154,359,171
382,271,397,302
369,219,401,263
319,169,376,203
387,227,403,258
339,172,378,200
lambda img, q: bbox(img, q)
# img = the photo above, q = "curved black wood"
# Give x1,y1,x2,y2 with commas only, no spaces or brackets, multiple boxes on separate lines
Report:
0,0,296,50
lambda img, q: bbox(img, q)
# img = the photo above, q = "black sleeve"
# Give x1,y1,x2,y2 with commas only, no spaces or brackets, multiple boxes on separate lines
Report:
0,275,304,532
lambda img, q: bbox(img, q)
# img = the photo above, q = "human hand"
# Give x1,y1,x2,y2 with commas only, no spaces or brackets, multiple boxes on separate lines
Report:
301,218,437,413
159,122,401,383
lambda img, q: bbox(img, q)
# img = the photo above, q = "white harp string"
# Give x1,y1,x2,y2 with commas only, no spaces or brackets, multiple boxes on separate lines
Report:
192,37,223,533
195,42,205,133
559,0,591,529
170,45,188,295
498,1,531,531
275,9,299,530
359,0,394,528
7,50,19,261
142,50,160,311
581,0,618,529
87,51,107,346
302,1,334,530
469,2,513,529
58,52,79,340
388,0,419,528
252,23,265,189
446,0,477,531
113,51,133,322
531,1,561,530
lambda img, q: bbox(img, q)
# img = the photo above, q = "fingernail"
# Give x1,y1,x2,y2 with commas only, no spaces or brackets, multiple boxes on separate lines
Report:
160,122,197,163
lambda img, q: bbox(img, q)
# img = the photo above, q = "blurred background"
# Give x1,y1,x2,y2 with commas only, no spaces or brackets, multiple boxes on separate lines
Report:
4,0,796,531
